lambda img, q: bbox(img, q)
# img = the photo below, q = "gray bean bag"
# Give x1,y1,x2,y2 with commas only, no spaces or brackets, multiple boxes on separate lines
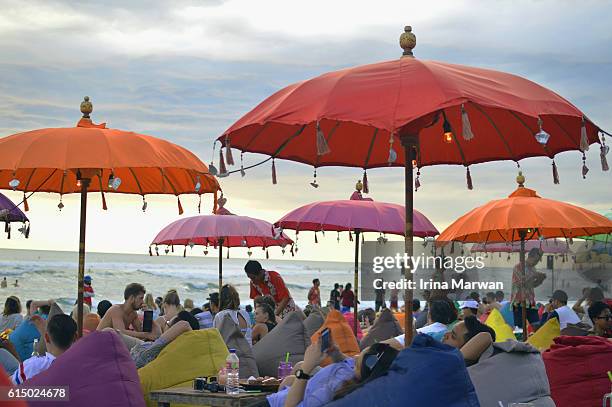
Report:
303,309,325,338
253,312,310,377
468,340,555,407
217,314,259,379
359,308,403,350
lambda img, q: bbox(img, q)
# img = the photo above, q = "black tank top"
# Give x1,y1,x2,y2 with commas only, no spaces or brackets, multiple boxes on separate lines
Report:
265,322,276,332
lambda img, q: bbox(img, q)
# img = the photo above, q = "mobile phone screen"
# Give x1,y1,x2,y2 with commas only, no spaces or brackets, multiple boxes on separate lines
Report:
143,310,153,333
320,328,331,351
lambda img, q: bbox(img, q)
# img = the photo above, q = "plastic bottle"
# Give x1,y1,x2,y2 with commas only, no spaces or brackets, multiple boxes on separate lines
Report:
31,338,40,357
225,349,240,395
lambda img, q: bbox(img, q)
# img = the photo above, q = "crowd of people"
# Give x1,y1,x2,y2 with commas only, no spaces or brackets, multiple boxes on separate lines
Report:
0,255,610,405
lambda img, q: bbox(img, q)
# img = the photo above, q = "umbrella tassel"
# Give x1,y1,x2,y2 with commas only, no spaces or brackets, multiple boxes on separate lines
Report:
580,117,589,152
240,152,246,177
197,194,202,213
362,171,369,193
582,153,589,179
461,104,475,141
601,141,610,172
183,246,187,257
552,160,560,184
316,121,331,155
177,197,184,215
155,246,159,256
25,224,30,239
142,196,148,212
225,137,235,166
7,223,10,240
227,248,230,259
101,191,107,210
272,159,277,184
349,231,353,242
315,233,318,244
149,246,153,257
266,249,270,259
4,222,8,234
415,170,421,191
23,193,29,212
466,167,473,190
219,149,227,174
213,190,218,214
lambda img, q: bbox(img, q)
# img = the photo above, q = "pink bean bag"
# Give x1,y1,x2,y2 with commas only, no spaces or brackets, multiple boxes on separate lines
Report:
23,330,145,407
543,335,612,407
342,312,363,340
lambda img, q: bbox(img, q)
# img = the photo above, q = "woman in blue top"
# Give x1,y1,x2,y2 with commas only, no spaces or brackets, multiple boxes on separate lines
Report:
263,337,398,407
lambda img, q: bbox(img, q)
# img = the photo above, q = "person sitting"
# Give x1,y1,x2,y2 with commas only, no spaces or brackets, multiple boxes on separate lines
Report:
587,301,611,338
70,303,91,323
97,283,160,349
154,290,181,333
8,299,53,361
96,300,112,319
485,292,501,311
416,300,456,340
460,300,479,320
213,285,253,346
192,293,218,330
263,337,398,407
129,310,198,368
183,298,194,312
539,290,580,330
12,314,77,384
252,303,276,345
0,296,23,332
245,304,256,325
144,293,159,319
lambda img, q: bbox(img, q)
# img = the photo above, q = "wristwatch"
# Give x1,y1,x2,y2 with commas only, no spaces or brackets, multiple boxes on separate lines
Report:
295,369,312,380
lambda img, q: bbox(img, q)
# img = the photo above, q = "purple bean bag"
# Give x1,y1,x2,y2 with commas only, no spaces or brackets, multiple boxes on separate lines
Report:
23,330,145,407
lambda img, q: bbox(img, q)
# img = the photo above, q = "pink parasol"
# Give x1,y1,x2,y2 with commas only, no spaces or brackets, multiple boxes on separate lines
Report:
275,181,438,333
151,195,292,298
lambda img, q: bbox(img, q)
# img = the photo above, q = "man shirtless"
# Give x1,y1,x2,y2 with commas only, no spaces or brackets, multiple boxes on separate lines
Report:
97,283,160,341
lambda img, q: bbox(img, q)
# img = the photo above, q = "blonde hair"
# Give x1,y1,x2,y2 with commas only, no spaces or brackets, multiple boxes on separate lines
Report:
163,290,180,307
144,293,157,310
184,298,194,310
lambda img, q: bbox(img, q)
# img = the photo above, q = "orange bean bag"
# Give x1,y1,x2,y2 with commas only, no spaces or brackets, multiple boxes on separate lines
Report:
393,313,406,332
311,310,360,366
84,313,101,335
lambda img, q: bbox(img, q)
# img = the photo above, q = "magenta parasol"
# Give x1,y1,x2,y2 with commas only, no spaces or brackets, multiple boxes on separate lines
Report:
151,195,293,298
275,181,438,333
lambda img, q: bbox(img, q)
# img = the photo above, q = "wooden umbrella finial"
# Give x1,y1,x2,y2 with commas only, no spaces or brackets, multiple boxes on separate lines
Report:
517,171,526,187
80,96,93,119
356,179,363,192
400,26,416,58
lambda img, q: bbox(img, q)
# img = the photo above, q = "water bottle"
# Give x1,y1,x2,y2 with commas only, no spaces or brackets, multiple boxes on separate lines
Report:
31,338,40,357
225,349,240,395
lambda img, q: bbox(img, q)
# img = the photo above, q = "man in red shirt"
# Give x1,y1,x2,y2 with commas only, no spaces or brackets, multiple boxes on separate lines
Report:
245,260,296,319
83,275,95,307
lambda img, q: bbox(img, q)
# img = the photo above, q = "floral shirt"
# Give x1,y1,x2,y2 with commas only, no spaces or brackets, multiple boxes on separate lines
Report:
249,270,296,318
511,262,545,308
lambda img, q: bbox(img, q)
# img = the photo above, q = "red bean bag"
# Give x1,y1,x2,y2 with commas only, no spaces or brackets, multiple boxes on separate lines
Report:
542,335,612,407
0,368,28,407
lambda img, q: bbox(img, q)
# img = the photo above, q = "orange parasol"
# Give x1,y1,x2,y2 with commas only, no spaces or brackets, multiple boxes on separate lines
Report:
437,172,612,333
0,97,220,335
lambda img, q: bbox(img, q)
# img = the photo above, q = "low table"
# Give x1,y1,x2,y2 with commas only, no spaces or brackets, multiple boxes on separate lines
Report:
149,387,271,407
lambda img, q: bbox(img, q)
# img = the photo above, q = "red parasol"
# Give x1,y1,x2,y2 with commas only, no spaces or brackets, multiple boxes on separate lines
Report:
216,27,608,345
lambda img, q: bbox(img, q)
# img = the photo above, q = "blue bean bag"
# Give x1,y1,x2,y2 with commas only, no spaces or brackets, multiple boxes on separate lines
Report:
500,302,515,327
325,334,480,407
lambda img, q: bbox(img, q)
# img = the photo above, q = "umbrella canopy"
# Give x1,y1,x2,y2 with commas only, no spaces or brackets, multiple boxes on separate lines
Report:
0,97,220,335
471,239,569,254
437,172,612,332
276,181,438,333
0,192,29,238
215,27,608,346
151,194,292,299
580,210,611,244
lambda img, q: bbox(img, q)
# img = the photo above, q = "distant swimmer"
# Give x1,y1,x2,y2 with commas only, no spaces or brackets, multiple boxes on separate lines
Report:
13,279,18,287
0,277,6,288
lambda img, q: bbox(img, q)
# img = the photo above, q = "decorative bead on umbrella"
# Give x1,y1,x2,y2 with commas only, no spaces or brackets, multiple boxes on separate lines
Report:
0,97,220,336
214,27,608,346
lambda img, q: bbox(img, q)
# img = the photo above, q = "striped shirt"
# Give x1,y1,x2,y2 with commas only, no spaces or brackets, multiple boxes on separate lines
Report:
12,352,55,384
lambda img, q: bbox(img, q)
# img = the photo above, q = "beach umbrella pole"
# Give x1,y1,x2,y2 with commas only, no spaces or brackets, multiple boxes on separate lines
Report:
401,135,417,347
76,176,91,338
218,237,224,301
519,230,527,340
353,229,360,335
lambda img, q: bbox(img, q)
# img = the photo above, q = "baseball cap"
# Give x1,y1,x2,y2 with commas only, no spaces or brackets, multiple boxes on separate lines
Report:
207,292,219,305
550,290,568,303
84,275,92,283
461,300,479,309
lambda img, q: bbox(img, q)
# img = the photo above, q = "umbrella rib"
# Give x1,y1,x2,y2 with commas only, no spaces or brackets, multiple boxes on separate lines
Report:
444,109,468,166
548,116,582,150
244,122,269,150
22,168,37,192
314,121,340,167
471,104,515,159
128,168,145,196
363,128,378,168
159,168,179,195
508,111,552,158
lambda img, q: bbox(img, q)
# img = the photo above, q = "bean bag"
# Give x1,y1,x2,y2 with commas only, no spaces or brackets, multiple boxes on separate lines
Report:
217,314,259,378
499,302,515,327
311,310,359,367
342,312,363,340
24,330,145,407
543,335,612,407
0,368,28,407
468,341,554,406
139,329,228,407
303,308,325,338
360,308,403,350
527,318,560,351
253,312,310,377
393,312,406,331
560,322,590,336
485,308,516,342
325,334,480,407
83,313,101,335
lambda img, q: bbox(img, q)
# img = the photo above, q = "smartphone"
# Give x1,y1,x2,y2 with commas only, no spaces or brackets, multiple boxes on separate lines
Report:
143,310,153,333
320,328,331,351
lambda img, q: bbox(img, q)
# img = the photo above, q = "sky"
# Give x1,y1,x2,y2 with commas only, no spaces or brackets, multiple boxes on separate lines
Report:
0,0,610,262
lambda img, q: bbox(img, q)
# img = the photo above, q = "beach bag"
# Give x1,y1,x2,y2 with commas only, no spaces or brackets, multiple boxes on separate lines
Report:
138,329,228,407
468,341,555,407
543,335,612,407
360,308,403,350
342,312,363,340
24,330,145,407
485,308,516,342
527,317,560,351
217,313,259,378
303,308,325,338
324,333,480,407
253,311,310,377
311,309,359,367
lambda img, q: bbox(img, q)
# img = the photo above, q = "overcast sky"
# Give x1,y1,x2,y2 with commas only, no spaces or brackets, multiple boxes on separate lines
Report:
0,0,610,261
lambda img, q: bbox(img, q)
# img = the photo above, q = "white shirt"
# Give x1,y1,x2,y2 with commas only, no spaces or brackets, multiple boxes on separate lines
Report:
394,322,447,346
12,352,55,384
554,305,580,330
213,309,253,347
